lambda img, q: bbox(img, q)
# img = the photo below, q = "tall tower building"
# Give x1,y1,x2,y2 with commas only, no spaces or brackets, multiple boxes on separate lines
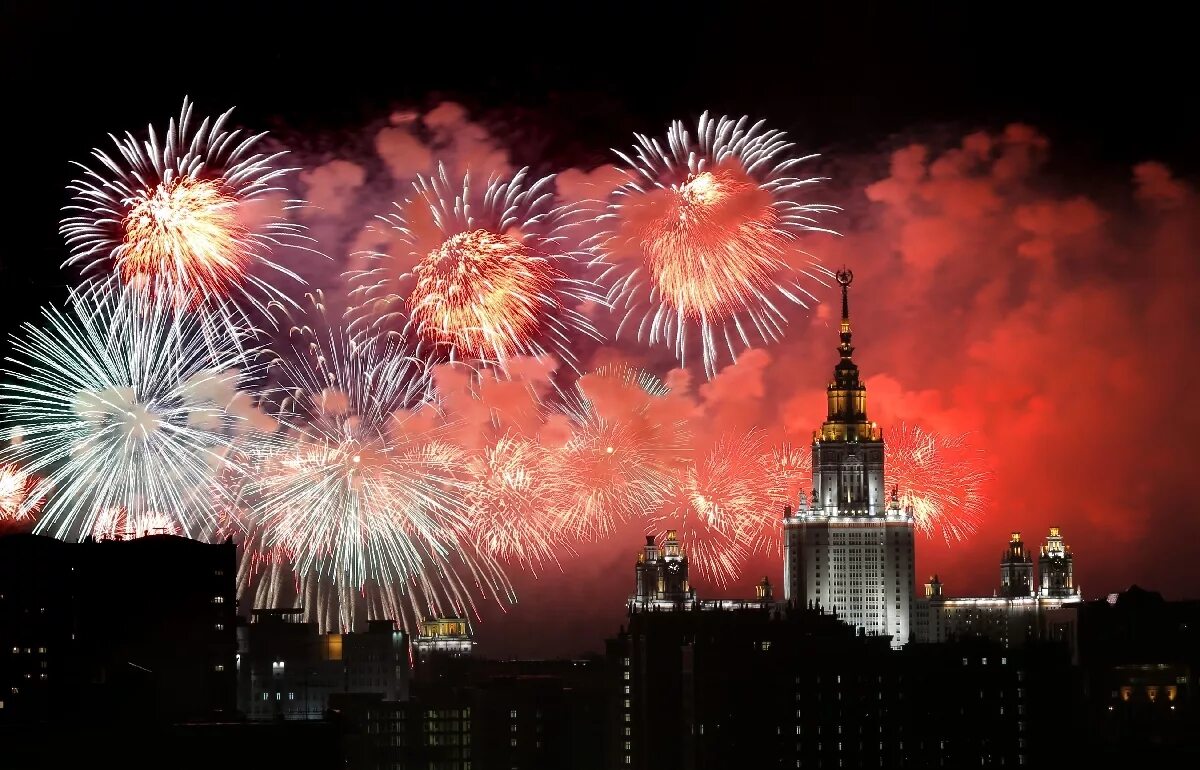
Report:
783,270,916,648
1037,527,1078,598
1000,531,1035,598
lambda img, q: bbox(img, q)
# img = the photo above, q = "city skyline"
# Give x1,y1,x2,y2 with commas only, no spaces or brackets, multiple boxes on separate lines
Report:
2,2,1198,661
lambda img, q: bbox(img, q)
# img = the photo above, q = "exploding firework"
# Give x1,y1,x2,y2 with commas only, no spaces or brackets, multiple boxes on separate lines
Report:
61,98,306,334
0,464,38,523
242,324,511,632
671,431,772,585
346,165,603,372
593,112,837,376
885,423,988,544
91,506,179,540
0,287,253,539
548,365,689,538
462,435,564,570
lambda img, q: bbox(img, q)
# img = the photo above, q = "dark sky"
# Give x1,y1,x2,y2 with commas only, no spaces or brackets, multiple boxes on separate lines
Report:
2,2,1192,327
2,2,1197,657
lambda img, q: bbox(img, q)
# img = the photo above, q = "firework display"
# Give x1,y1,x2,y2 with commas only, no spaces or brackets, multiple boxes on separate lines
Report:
885,423,988,545
672,431,772,585
242,325,512,631
462,435,564,570
346,165,603,372
0,99,995,637
0,464,38,523
61,98,307,336
593,112,838,376
0,287,252,539
548,365,690,538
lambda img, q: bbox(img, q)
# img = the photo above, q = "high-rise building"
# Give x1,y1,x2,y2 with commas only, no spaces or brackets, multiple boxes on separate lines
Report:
783,269,916,648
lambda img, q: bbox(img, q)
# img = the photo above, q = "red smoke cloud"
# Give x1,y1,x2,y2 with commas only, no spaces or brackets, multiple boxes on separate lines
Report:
479,122,1200,657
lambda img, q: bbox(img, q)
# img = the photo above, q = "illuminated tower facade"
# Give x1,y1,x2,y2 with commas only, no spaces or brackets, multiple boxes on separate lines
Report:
1037,527,1078,598
1000,531,1035,598
783,270,916,648
632,530,695,610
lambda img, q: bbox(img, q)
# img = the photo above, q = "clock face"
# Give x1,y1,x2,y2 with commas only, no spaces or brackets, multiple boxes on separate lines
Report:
666,560,681,574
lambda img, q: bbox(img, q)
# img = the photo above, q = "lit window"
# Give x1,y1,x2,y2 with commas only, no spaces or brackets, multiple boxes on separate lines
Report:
37,647,46,654
213,664,225,672
623,671,630,680
624,757,631,766
624,699,630,708
510,739,517,747
623,686,630,695
624,741,631,750
276,692,281,701
215,623,225,632
624,728,630,736
289,693,295,701
212,596,225,604
261,693,268,701
624,713,630,722
623,657,630,667
510,709,518,719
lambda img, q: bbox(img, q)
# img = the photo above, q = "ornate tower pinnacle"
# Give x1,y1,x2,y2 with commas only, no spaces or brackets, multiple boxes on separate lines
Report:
837,267,854,357
819,267,877,442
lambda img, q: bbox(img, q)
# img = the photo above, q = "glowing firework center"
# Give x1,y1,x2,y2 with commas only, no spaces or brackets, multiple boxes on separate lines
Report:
119,176,249,294
783,270,917,649
644,167,783,321
409,229,556,358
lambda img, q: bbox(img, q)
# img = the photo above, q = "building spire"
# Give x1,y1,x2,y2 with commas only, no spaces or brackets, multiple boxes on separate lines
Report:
832,268,860,392
818,267,878,442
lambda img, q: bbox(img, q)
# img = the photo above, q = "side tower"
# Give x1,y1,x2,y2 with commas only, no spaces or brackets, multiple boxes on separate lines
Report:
999,531,1035,598
783,269,916,648
1037,527,1078,598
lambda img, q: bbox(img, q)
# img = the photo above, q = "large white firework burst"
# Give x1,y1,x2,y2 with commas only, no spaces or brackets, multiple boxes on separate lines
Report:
242,323,512,632
346,164,603,373
0,287,253,539
60,98,307,341
593,112,838,377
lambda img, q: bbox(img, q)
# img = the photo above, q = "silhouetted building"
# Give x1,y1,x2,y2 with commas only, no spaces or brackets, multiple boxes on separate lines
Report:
236,609,408,720
1049,586,1200,763
783,270,916,648
914,528,1083,645
0,533,236,725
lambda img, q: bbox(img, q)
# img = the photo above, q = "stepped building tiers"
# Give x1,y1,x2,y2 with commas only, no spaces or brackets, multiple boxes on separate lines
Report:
782,269,916,648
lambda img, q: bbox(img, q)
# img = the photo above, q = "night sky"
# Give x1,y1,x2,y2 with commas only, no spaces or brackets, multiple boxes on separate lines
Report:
2,2,1197,657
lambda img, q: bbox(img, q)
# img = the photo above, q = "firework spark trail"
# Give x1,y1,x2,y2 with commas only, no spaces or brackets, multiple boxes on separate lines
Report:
91,506,179,539
462,435,566,570
346,164,604,373
669,430,772,585
0,287,253,539
242,322,513,632
548,365,689,539
885,423,988,545
60,98,309,345
593,112,838,377
0,464,39,522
